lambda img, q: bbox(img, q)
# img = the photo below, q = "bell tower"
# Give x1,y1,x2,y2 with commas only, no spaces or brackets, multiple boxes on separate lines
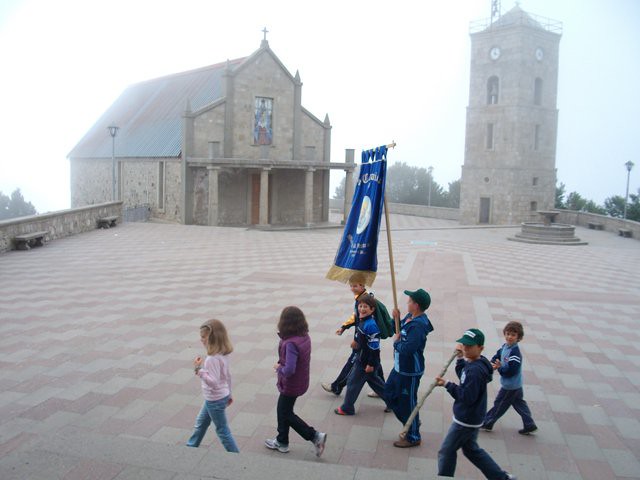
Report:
459,5,562,225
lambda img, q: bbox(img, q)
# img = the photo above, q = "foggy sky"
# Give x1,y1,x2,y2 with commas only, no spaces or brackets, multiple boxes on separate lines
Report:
0,0,638,213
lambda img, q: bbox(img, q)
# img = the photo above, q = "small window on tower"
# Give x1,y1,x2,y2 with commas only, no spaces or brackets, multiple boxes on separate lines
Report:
534,124,540,151
532,177,539,186
487,76,499,105
486,123,494,150
534,78,543,105
530,201,538,211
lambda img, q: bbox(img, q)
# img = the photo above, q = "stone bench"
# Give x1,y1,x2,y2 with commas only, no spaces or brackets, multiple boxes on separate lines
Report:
618,228,633,238
13,231,49,250
97,216,118,229
588,222,604,230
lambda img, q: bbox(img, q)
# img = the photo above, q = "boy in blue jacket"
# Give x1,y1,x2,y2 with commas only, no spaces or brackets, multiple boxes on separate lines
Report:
436,328,516,479
385,288,434,448
482,321,537,435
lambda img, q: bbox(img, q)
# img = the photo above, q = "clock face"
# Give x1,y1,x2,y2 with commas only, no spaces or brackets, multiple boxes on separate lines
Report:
535,47,544,61
490,46,501,60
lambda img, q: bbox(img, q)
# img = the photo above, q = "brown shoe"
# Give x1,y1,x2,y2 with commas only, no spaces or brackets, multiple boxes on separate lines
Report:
393,438,421,448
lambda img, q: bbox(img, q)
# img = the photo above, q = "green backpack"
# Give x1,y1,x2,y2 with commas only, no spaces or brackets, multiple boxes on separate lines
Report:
373,299,395,339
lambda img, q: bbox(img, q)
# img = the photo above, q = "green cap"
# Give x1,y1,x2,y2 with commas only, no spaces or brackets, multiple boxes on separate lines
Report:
403,288,431,311
456,328,485,346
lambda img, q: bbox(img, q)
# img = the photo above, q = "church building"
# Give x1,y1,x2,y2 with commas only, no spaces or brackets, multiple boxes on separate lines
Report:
69,34,352,227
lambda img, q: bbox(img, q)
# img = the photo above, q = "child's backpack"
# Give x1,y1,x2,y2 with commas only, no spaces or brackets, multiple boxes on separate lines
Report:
373,299,395,339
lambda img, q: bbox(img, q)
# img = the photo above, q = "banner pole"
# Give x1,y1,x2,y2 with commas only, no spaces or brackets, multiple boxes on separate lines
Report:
382,140,399,332
399,349,459,438
383,194,400,333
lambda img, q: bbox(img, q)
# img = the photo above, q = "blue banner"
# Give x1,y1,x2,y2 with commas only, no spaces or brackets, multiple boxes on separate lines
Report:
326,145,388,286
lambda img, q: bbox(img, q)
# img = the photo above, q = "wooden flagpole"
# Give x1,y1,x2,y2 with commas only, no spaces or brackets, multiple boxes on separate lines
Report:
400,349,460,438
383,141,400,332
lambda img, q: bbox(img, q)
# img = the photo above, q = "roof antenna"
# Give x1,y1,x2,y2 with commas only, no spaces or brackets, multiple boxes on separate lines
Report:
491,0,501,24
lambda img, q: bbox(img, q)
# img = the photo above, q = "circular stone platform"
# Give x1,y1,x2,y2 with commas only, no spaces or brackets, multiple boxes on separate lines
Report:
508,222,588,245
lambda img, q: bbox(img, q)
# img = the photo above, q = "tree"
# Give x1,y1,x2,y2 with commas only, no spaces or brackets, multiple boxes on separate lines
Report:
555,182,566,209
0,189,37,220
604,195,625,218
386,162,446,206
565,191,586,211
442,179,460,208
626,189,640,221
333,177,345,199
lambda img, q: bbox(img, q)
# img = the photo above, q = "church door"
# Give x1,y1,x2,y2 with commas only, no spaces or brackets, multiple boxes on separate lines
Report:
479,197,491,224
251,174,260,224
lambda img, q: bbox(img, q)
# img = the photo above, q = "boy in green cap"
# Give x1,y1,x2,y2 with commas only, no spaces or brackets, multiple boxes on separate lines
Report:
435,328,516,479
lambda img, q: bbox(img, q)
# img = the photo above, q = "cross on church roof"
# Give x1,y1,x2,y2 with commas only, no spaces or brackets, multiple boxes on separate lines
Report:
262,27,269,41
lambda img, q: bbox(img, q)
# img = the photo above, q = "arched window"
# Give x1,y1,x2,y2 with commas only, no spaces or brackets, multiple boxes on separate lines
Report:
487,76,499,105
534,78,543,105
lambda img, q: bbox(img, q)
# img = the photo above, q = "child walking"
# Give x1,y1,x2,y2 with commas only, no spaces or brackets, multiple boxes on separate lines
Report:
321,273,385,397
436,328,516,479
335,294,387,415
482,321,537,435
265,306,327,457
187,319,239,452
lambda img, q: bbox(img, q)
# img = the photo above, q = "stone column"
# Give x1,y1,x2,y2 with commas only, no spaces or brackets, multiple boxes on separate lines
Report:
304,168,315,226
207,167,220,226
259,168,270,226
343,148,356,224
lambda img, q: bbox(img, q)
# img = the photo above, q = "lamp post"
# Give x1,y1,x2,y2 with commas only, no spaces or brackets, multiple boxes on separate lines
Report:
427,166,434,207
107,124,119,201
623,160,634,219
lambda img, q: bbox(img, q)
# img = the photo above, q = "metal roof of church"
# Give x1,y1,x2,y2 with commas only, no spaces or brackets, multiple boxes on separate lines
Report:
68,57,246,159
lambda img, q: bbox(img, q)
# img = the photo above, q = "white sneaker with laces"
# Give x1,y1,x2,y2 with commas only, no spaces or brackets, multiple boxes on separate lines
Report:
313,431,327,457
264,438,289,453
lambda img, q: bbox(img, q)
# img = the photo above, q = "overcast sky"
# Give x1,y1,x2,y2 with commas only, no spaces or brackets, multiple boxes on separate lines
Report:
1,0,638,213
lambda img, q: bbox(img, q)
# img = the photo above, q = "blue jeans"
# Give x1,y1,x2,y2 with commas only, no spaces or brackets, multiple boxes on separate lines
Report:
340,357,387,415
484,387,535,429
438,422,508,479
187,396,239,452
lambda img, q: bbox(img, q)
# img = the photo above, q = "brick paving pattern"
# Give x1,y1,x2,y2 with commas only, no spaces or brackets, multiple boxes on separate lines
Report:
0,215,639,479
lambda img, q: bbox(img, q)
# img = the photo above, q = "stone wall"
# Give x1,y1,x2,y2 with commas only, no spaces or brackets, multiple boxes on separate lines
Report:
553,210,640,240
0,202,122,254
329,199,460,221
385,203,460,221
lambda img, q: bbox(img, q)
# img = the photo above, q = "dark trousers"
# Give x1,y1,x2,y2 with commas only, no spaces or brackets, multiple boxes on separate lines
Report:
438,423,508,479
331,350,385,395
483,387,535,428
276,393,316,445
340,358,387,414
385,369,421,442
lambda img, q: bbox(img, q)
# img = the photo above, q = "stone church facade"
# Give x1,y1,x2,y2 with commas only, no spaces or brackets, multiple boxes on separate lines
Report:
69,37,352,226
460,6,562,225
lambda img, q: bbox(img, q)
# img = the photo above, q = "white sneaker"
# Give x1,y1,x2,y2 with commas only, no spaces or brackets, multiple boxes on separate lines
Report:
367,391,380,398
313,431,327,457
264,438,289,453
506,474,517,480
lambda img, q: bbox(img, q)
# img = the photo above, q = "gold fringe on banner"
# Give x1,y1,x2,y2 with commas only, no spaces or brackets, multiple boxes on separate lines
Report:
325,265,377,287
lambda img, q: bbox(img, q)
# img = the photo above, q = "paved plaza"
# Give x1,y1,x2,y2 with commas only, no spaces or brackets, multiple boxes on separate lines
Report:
1,215,639,479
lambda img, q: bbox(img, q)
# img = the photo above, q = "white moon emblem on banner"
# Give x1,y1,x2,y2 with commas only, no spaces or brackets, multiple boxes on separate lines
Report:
356,196,372,234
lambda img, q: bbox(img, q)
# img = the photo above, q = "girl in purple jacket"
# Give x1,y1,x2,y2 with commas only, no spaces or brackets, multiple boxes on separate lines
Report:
265,306,327,457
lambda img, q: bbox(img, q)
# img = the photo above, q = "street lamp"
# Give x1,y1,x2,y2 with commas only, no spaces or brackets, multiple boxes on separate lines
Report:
427,166,434,207
623,160,634,219
107,123,119,201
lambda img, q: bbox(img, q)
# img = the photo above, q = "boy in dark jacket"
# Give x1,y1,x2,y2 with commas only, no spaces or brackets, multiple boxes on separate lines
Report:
385,288,434,448
335,294,387,415
436,328,516,479
482,321,537,435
